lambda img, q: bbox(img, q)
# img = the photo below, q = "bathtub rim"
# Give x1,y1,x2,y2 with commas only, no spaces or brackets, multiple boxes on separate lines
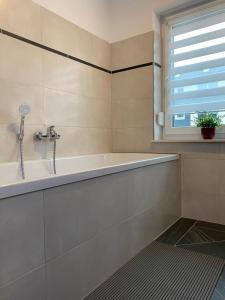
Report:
0,153,179,200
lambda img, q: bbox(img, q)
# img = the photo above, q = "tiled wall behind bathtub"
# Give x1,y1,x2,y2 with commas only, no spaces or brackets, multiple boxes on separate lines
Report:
0,0,111,163
111,32,161,152
152,142,225,226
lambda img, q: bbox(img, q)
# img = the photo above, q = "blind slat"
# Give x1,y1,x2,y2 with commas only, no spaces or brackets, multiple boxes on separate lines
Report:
170,100,225,114
172,11,225,35
171,86,225,101
170,72,225,88
172,43,225,63
171,58,225,76
171,28,225,49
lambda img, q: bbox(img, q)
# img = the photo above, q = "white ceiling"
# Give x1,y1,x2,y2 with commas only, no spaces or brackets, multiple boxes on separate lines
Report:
34,0,208,42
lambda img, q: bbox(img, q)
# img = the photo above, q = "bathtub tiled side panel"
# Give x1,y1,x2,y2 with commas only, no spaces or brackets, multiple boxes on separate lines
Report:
44,171,130,261
0,267,47,300
0,192,45,288
44,160,180,299
0,160,180,300
46,220,131,300
128,161,181,256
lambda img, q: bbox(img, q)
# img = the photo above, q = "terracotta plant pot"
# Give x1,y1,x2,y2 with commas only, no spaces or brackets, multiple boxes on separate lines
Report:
201,127,215,139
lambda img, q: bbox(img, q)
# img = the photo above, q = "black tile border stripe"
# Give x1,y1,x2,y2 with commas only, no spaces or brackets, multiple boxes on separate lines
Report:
112,62,161,74
0,28,111,74
0,28,162,74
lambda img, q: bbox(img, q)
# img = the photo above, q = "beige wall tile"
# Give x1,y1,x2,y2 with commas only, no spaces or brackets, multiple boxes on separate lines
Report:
0,79,44,125
218,160,225,196
73,27,95,66
0,35,43,86
182,190,220,224
56,127,112,157
181,158,221,223
112,65,153,152
41,8,80,57
0,124,18,163
0,124,46,162
0,31,111,162
112,66,153,101
44,88,111,128
113,127,153,153
42,50,83,94
112,99,153,129
219,143,225,159
87,68,111,100
111,32,154,70
0,0,42,42
182,158,219,194
92,35,111,70
42,8,110,70
152,142,225,224
43,51,111,100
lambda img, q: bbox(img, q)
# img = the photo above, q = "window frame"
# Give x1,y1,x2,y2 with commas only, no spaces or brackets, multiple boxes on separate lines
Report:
162,0,225,140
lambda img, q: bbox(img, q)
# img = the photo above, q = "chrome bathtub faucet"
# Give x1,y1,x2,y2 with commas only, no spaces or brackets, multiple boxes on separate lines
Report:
34,126,60,175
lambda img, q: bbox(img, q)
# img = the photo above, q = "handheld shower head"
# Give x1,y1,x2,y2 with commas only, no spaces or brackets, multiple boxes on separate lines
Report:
18,104,30,141
19,104,30,118
18,104,31,180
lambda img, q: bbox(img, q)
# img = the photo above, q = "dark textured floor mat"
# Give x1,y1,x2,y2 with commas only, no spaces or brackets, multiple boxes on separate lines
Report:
85,241,225,300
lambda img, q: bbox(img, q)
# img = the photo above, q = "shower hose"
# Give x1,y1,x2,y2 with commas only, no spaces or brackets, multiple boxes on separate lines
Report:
53,139,57,175
19,139,25,180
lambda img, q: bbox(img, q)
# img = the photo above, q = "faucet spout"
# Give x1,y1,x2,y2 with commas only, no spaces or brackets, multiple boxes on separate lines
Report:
47,126,61,141
47,126,60,174
34,125,60,175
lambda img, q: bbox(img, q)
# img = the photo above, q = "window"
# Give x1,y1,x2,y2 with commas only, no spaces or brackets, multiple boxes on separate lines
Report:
163,1,225,138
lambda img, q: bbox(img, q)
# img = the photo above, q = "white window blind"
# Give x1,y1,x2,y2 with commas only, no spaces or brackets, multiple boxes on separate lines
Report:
168,6,225,115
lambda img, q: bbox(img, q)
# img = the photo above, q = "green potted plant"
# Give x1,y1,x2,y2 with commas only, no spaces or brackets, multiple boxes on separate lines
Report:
195,112,223,139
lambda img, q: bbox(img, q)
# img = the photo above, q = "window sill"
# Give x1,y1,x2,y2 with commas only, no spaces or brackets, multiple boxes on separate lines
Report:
152,139,225,143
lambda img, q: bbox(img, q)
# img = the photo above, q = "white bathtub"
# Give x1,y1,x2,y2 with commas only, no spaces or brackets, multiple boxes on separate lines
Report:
0,153,179,199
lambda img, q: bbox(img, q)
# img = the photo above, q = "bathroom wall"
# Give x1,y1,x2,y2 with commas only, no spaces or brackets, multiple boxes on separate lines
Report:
0,0,111,163
111,31,161,152
152,142,225,225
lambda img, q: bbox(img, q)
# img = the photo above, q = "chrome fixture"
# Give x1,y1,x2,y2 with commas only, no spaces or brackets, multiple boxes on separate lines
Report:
34,126,60,175
47,126,61,142
18,104,30,180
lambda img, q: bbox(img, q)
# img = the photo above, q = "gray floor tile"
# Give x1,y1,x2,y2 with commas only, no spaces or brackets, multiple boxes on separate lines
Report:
178,227,225,245
197,221,225,232
177,241,225,260
157,218,196,245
